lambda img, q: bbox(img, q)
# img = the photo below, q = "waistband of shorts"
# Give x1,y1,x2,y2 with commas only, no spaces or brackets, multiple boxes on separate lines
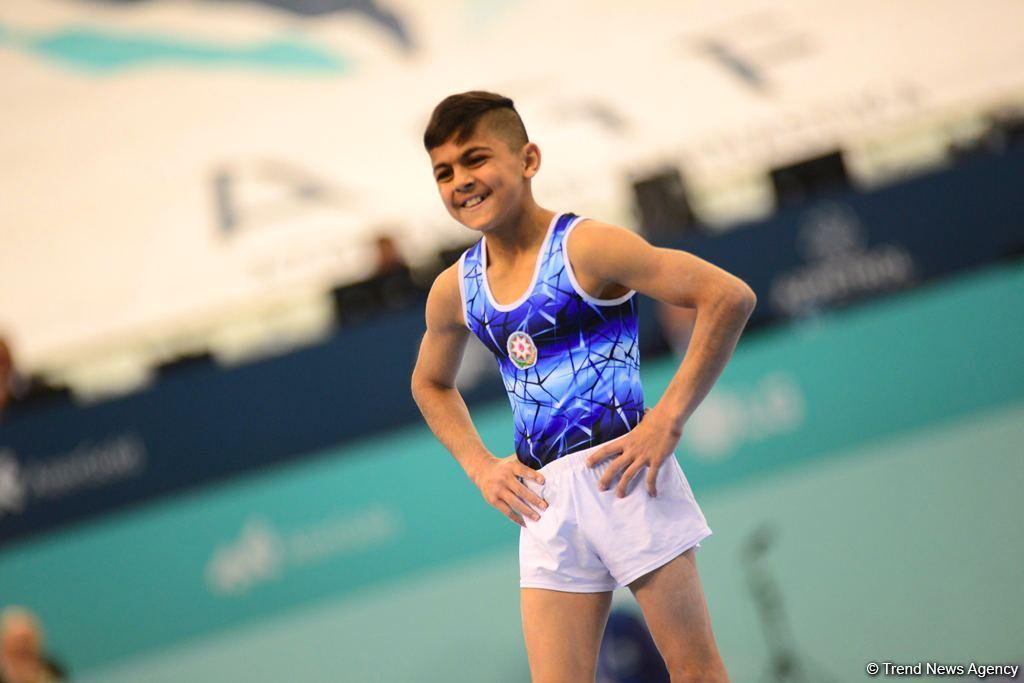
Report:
538,434,629,476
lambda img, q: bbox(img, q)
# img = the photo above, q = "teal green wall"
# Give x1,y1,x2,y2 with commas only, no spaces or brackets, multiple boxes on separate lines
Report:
2,262,1022,681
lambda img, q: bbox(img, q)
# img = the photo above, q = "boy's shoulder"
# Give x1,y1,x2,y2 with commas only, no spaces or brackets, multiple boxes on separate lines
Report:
425,259,467,331
564,217,657,295
565,217,639,260
568,216,631,235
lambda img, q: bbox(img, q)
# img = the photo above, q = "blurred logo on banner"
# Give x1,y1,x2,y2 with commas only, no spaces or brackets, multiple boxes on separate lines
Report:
0,453,27,519
205,504,403,596
0,436,147,522
0,0,419,76
682,372,806,461
82,0,414,50
0,24,350,74
205,518,286,595
770,202,916,316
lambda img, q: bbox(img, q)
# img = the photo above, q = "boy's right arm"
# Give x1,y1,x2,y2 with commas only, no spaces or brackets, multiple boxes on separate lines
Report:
410,264,547,526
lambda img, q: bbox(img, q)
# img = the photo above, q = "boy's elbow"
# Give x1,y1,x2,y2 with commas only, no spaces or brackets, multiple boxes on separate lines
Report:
410,370,443,403
411,372,427,400
738,284,757,310
724,280,757,313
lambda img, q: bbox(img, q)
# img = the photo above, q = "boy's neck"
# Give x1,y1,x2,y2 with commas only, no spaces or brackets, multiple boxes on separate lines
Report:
482,201,557,264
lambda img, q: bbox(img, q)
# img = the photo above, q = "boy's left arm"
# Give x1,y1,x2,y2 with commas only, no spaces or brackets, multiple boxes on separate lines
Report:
572,220,758,497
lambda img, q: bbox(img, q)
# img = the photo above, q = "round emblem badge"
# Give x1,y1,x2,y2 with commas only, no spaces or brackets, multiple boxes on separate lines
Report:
507,331,538,370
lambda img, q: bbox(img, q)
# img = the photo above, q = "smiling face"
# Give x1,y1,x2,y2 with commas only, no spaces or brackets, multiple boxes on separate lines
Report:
428,115,540,233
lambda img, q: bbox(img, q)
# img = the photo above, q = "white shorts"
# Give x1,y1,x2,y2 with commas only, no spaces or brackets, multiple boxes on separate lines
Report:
518,438,713,593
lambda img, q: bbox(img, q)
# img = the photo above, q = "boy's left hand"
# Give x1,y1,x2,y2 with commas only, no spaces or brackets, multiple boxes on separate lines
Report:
585,407,682,498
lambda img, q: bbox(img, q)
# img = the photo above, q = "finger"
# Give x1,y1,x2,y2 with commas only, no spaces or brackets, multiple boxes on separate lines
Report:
615,460,645,498
503,493,541,522
513,481,548,512
646,463,659,497
516,463,545,485
496,500,525,527
598,453,633,490
587,443,623,468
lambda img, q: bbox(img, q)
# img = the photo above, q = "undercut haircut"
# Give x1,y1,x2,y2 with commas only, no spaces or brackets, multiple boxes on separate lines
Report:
423,90,529,152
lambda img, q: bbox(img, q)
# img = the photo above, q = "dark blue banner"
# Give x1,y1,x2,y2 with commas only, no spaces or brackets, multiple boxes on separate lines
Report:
662,148,1024,327
0,308,506,546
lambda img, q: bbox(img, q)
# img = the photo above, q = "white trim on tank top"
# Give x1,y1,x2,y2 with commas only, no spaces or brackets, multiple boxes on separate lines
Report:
562,216,637,306
457,250,471,330
480,211,563,312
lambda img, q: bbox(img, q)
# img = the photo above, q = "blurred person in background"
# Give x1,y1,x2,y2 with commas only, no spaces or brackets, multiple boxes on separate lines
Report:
0,607,65,683
372,233,419,309
331,232,420,322
373,233,407,278
412,91,754,683
0,336,27,421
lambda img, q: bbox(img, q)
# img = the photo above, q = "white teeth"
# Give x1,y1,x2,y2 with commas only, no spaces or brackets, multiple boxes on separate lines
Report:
463,194,486,208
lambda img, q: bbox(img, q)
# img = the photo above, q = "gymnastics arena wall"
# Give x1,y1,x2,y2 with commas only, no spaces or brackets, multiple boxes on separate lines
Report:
2,259,1021,682
4,146,1022,548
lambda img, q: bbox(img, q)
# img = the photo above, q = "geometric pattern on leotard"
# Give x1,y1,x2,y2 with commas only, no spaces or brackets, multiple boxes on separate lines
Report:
459,212,645,469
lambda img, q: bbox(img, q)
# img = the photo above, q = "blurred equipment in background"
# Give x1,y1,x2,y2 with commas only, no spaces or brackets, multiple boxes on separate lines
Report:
949,108,1024,160
437,242,475,269
990,109,1024,149
631,167,702,244
0,337,70,420
770,151,850,208
154,351,216,380
0,606,66,683
660,143,1024,331
596,608,670,683
743,525,836,683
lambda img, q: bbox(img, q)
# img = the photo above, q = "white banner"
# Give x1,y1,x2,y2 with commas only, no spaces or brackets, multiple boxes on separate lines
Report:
2,0,1023,369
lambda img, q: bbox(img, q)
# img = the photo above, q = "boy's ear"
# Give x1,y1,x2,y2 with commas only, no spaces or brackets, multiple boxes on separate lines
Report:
522,142,541,179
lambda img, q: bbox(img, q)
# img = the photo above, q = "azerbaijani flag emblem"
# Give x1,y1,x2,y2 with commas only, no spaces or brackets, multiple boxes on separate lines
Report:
507,331,538,370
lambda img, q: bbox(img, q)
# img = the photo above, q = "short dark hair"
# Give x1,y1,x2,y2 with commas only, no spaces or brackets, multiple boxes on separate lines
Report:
423,90,529,152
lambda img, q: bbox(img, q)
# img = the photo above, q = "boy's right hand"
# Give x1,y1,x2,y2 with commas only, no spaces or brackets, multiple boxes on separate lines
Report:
471,455,548,527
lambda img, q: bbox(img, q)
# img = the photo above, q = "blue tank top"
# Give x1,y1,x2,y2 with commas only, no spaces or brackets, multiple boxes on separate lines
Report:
459,212,645,469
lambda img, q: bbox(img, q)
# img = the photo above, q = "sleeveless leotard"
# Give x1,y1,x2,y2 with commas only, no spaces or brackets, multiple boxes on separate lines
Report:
459,212,645,469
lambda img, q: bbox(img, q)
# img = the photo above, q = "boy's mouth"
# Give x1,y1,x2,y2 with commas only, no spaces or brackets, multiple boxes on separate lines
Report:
459,191,491,210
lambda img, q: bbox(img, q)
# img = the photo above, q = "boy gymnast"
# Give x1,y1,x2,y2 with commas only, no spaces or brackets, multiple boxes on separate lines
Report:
411,91,755,683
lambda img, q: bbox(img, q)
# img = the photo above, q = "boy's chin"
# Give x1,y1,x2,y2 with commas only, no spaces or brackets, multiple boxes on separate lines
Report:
453,207,497,231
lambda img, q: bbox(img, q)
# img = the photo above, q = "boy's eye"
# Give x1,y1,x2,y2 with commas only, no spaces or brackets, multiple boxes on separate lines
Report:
435,170,452,182
467,156,485,166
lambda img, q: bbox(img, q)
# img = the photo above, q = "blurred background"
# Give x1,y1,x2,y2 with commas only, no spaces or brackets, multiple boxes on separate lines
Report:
1,0,1023,681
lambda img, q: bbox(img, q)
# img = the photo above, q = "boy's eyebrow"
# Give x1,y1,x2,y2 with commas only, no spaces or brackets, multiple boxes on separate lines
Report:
432,146,492,173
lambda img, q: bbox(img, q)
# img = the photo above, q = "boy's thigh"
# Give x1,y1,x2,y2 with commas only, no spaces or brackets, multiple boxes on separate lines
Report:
628,548,725,671
520,587,613,683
